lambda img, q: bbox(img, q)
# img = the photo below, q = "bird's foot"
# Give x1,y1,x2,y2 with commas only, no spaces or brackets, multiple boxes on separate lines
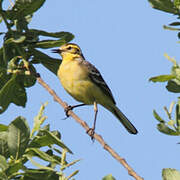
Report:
64,105,74,117
86,128,95,141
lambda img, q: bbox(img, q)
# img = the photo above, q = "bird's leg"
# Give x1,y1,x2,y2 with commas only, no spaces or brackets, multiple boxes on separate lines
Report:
87,102,98,140
65,103,86,117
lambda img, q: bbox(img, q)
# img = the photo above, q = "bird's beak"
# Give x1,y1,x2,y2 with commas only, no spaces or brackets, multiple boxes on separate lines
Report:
51,49,61,53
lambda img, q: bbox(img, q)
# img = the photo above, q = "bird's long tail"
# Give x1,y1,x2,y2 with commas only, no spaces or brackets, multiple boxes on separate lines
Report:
107,105,138,134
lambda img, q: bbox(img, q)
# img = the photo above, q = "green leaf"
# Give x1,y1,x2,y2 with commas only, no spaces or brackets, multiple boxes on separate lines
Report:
0,68,11,89
0,75,27,114
29,29,74,39
169,22,180,26
174,0,180,9
6,0,45,20
148,0,179,15
41,130,72,154
0,155,8,170
34,38,70,49
162,168,180,180
157,123,180,135
7,116,30,159
23,169,59,180
0,132,10,158
25,155,55,171
153,110,165,122
0,172,8,180
31,49,61,75
163,25,180,31
5,160,23,176
149,75,175,82
0,124,8,132
102,174,116,180
25,148,60,164
66,170,79,180
5,36,26,44
176,102,180,130
166,80,180,93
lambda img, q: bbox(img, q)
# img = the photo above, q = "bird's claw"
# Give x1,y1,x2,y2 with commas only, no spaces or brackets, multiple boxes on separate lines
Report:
86,128,95,141
64,105,73,117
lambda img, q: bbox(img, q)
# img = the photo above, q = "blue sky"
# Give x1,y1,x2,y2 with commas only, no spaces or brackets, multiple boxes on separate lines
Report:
1,0,180,179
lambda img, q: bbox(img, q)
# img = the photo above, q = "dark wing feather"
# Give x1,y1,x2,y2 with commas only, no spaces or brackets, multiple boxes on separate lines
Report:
83,61,116,104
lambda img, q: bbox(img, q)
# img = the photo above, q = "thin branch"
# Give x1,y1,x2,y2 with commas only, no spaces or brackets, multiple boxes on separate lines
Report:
36,75,144,180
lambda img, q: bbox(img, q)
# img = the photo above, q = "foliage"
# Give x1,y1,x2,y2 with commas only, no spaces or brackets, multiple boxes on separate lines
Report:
148,0,180,179
162,168,180,180
0,0,74,114
0,103,80,180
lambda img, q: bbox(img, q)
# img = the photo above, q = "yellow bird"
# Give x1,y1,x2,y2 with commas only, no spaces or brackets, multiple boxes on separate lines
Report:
52,43,138,136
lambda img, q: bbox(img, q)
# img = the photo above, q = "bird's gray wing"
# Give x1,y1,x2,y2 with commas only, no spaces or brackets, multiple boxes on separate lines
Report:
83,60,116,104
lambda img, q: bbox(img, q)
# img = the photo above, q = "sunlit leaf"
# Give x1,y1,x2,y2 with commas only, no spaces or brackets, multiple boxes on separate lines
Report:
162,168,180,180
153,110,165,122
149,75,175,82
7,116,30,159
5,36,26,44
102,174,116,180
25,148,60,164
0,155,8,170
0,124,8,131
41,130,72,154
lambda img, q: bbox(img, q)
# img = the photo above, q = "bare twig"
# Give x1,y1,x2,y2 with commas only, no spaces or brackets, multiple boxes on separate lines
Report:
36,76,144,180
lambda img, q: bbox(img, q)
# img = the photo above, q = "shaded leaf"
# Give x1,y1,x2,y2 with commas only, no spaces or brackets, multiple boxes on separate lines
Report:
162,168,180,180
6,0,45,20
0,172,8,180
149,75,175,82
0,132,10,158
0,75,27,114
7,116,30,159
34,38,71,49
23,169,59,180
169,22,180,26
166,80,180,93
29,29,74,38
153,110,165,123
102,174,116,180
148,0,179,15
157,123,180,135
31,49,61,75
5,161,23,176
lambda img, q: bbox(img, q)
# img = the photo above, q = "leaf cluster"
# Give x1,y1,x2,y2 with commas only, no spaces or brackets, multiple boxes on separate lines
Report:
0,103,80,180
0,0,74,114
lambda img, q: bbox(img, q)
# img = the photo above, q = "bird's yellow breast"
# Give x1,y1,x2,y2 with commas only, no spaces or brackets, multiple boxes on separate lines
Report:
58,59,96,104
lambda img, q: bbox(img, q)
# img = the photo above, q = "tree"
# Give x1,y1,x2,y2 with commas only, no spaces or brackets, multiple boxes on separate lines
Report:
149,0,180,179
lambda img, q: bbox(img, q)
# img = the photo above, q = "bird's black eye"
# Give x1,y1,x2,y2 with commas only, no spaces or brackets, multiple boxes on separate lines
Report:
67,46,72,50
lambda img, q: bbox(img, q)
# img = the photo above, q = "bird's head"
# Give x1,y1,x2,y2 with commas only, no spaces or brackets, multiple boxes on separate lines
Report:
52,43,84,60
